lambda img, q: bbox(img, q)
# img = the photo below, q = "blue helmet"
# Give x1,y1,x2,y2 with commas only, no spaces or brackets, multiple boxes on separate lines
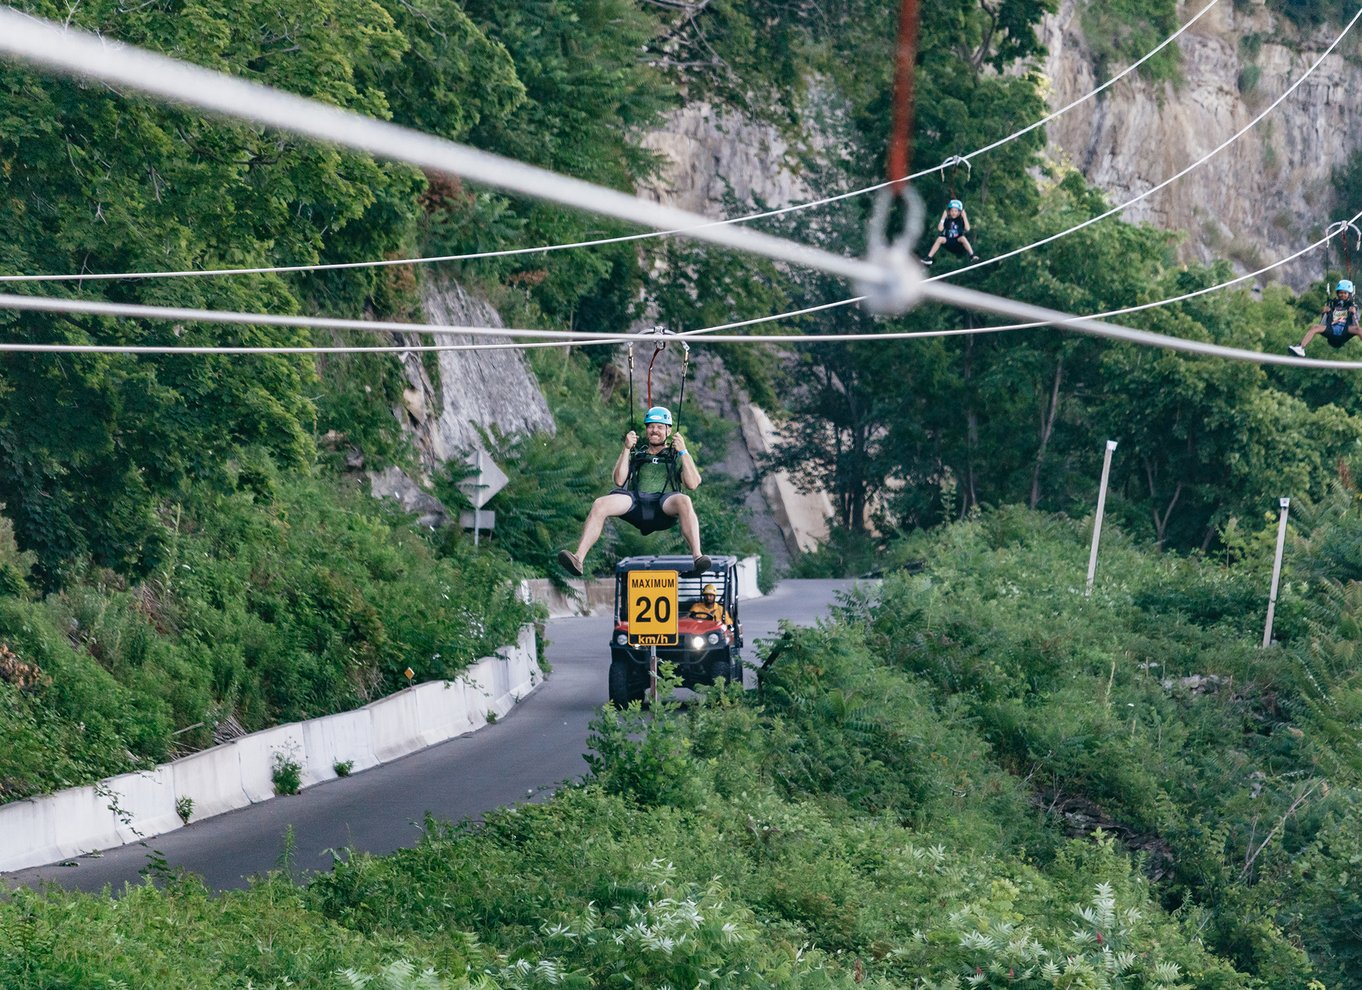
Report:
948,199,963,210
643,406,673,426
1339,279,1355,294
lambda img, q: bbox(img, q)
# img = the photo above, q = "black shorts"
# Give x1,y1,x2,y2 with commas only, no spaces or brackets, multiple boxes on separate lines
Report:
1325,322,1355,349
942,237,968,256
611,488,680,535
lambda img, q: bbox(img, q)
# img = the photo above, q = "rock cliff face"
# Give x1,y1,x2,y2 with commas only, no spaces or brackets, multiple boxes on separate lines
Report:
1038,0,1362,290
367,276,555,525
638,101,816,216
397,276,556,471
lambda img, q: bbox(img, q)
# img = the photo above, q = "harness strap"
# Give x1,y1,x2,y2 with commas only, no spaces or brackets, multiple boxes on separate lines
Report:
886,0,919,193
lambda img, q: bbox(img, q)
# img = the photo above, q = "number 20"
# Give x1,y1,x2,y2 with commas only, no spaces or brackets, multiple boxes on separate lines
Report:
634,594,671,623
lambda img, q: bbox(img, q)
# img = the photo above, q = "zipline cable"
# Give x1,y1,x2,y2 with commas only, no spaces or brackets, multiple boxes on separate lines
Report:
10,254,1362,369
3,204,1356,357
927,4,1362,283
456,208,1362,353
0,0,1219,286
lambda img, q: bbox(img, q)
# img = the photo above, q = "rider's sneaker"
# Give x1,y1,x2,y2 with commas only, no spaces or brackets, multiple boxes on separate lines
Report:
557,549,584,576
920,257,933,265
692,554,712,576
970,255,980,262
1288,344,1306,358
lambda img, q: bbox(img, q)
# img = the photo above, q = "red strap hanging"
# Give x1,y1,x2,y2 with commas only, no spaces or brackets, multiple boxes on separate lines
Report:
646,342,665,409
886,0,920,193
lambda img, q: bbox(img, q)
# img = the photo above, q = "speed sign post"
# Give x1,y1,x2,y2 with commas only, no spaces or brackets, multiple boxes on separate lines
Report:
627,569,678,703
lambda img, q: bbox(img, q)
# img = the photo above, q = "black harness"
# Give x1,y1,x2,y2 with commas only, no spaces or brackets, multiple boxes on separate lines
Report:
625,447,682,493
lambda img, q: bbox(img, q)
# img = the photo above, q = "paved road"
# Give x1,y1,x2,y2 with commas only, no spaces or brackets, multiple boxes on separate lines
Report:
4,579,865,894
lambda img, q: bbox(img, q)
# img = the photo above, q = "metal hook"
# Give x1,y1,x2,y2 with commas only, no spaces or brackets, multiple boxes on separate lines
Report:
936,154,972,180
857,183,925,315
1327,220,1362,251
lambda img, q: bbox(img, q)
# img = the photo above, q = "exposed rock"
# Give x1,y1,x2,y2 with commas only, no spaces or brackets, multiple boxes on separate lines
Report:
1036,790,1175,880
368,466,449,529
396,276,556,476
1161,672,1225,695
742,404,833,557
1039,0,1362,290
639,102,815,216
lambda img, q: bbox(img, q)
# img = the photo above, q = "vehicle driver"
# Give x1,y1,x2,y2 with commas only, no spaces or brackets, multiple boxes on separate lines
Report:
558,405,711,577
686,583,733,626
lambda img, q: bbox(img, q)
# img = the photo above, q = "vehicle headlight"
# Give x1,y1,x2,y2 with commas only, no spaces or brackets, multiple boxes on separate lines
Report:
615,633,628,646
690,635,706,650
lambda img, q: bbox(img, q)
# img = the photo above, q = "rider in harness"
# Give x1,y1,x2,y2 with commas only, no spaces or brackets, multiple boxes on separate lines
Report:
558,406,711,577
1290,279,1361,356
922,199,978,265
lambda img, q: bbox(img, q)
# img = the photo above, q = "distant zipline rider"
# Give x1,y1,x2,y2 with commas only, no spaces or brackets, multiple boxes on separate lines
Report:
921,199,978,265
1289,279,1361,356
557,405,711,577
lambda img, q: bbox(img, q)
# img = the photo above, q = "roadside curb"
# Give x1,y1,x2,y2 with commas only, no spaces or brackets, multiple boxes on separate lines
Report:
0,624,541,875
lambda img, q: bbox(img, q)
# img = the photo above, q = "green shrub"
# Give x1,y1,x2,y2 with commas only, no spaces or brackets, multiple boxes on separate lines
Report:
272,748,303,796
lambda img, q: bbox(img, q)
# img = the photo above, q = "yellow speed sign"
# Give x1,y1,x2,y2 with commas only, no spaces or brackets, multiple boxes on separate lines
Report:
627,569,678,646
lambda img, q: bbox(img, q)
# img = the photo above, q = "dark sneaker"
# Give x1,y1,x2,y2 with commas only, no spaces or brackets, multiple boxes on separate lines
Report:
1288,344,1306,358
970,255,980,262
558,549,584,576
920,257,933,265
692,554,712,576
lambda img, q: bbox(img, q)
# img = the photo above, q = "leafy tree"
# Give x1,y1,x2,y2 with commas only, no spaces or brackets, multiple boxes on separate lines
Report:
0,0,523,583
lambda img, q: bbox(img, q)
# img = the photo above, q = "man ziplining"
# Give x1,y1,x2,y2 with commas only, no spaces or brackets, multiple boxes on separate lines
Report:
558,405,712,577
1289,279,1361,356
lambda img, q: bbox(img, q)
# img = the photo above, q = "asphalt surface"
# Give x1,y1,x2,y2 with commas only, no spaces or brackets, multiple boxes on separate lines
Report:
3,578,866,894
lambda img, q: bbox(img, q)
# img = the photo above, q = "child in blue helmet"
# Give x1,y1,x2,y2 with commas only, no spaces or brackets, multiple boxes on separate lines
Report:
557,405,711,577
1289,279,1361,356
922,199,978,265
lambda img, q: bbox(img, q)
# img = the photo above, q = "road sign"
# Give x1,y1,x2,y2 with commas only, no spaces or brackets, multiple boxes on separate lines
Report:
458,450,508,509
459,510,495,531
626,569,678,646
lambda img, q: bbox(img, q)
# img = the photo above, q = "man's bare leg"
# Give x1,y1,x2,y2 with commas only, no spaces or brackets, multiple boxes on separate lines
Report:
560,492,632,575
664,494,710,572
573,492,633,558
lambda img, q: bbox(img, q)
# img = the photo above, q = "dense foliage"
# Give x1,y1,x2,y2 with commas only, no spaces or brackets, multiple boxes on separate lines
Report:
0,472,533,801
10,502,1362,986
6,0,1362,983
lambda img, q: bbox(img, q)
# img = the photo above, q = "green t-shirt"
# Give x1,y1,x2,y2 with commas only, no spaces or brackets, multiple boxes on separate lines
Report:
632,451,675,493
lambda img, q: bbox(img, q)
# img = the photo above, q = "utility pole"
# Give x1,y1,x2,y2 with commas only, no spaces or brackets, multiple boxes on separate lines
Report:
1086,440,1118,596
1263,497,1291,647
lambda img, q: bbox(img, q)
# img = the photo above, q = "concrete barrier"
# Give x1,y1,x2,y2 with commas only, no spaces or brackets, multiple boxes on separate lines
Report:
299,708,377,787
735,556,762,600
105,767,181,843
522,577,614,617
170,743,252,821
411,680,476,747
368,687,425,763
0,787,123,873
0,623,541,875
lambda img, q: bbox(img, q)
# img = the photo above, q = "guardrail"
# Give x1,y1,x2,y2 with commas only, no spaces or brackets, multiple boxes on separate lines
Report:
0,624,540,874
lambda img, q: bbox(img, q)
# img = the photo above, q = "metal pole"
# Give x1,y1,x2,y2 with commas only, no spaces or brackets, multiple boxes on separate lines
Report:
1263,497,1291,647
472,449,482,548
1086,440,1118,596
649,645,658,706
